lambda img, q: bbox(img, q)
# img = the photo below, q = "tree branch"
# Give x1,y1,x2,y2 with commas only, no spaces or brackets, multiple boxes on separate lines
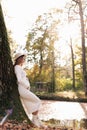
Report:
72,0,79,4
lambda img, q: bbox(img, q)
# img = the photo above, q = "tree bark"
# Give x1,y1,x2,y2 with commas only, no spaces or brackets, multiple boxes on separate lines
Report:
72,0,87,95
0,4,30,122
70,38,75,89
0,3,14,107
78,0,87,95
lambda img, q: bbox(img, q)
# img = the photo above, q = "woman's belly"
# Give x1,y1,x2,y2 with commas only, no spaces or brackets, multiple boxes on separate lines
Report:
18,85,41,104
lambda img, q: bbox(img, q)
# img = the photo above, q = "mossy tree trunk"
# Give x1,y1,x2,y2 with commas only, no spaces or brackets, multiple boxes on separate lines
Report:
0,4,29,122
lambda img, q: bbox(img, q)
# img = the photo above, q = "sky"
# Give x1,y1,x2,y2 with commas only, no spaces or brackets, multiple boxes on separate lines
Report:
1,0,67,46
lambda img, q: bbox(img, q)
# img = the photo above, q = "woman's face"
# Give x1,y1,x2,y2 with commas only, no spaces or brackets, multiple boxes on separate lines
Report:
17,55,26,65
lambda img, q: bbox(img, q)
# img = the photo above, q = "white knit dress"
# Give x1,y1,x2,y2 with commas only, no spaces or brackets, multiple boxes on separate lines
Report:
14,65,41,118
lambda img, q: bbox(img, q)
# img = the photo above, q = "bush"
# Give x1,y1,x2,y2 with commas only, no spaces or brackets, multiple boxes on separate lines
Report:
55,78,72,91
55,77,83,91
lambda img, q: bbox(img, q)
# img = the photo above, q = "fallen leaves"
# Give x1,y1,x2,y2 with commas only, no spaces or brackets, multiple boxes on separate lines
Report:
0,120,69,130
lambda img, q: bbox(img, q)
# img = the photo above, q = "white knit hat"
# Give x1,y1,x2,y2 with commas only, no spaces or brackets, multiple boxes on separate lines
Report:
14,53,26,61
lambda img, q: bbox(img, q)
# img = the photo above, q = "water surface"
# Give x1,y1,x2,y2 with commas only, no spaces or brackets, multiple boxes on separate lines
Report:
39,100,87,129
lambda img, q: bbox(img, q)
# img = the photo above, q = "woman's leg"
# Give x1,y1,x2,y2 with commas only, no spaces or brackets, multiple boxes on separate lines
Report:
32,110,43,127
32,111,38,115
32,111,47,129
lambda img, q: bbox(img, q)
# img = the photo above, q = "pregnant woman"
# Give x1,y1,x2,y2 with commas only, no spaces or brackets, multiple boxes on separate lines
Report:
14,52,45,128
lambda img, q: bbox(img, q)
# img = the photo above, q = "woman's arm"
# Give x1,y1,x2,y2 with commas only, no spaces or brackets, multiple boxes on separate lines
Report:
14,66,30,89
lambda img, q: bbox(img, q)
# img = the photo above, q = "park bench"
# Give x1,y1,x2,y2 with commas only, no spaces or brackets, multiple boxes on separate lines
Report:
35,82,51,92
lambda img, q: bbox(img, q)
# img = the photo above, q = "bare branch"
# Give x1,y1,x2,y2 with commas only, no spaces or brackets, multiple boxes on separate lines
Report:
72,0,79,4
67,1,79,22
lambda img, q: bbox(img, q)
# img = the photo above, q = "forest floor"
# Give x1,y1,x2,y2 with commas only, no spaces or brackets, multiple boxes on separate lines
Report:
0,119,76,130
0,90,87,130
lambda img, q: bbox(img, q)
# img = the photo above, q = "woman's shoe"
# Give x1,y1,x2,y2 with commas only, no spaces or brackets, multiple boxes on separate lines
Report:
40,124,48,129
32,115,41,127
32,115,48,129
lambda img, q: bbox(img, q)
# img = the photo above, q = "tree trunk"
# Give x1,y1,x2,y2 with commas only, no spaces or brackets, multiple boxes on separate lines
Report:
70,38,75,90
0,4,30,122
51,50,55,92
78,0,87,95
0,3,14,108
73,0,87,95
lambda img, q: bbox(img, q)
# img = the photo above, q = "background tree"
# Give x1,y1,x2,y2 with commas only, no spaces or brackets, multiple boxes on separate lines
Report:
69,38,75,89
26,9,62,92
8,30,18,57
66,0,87,95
